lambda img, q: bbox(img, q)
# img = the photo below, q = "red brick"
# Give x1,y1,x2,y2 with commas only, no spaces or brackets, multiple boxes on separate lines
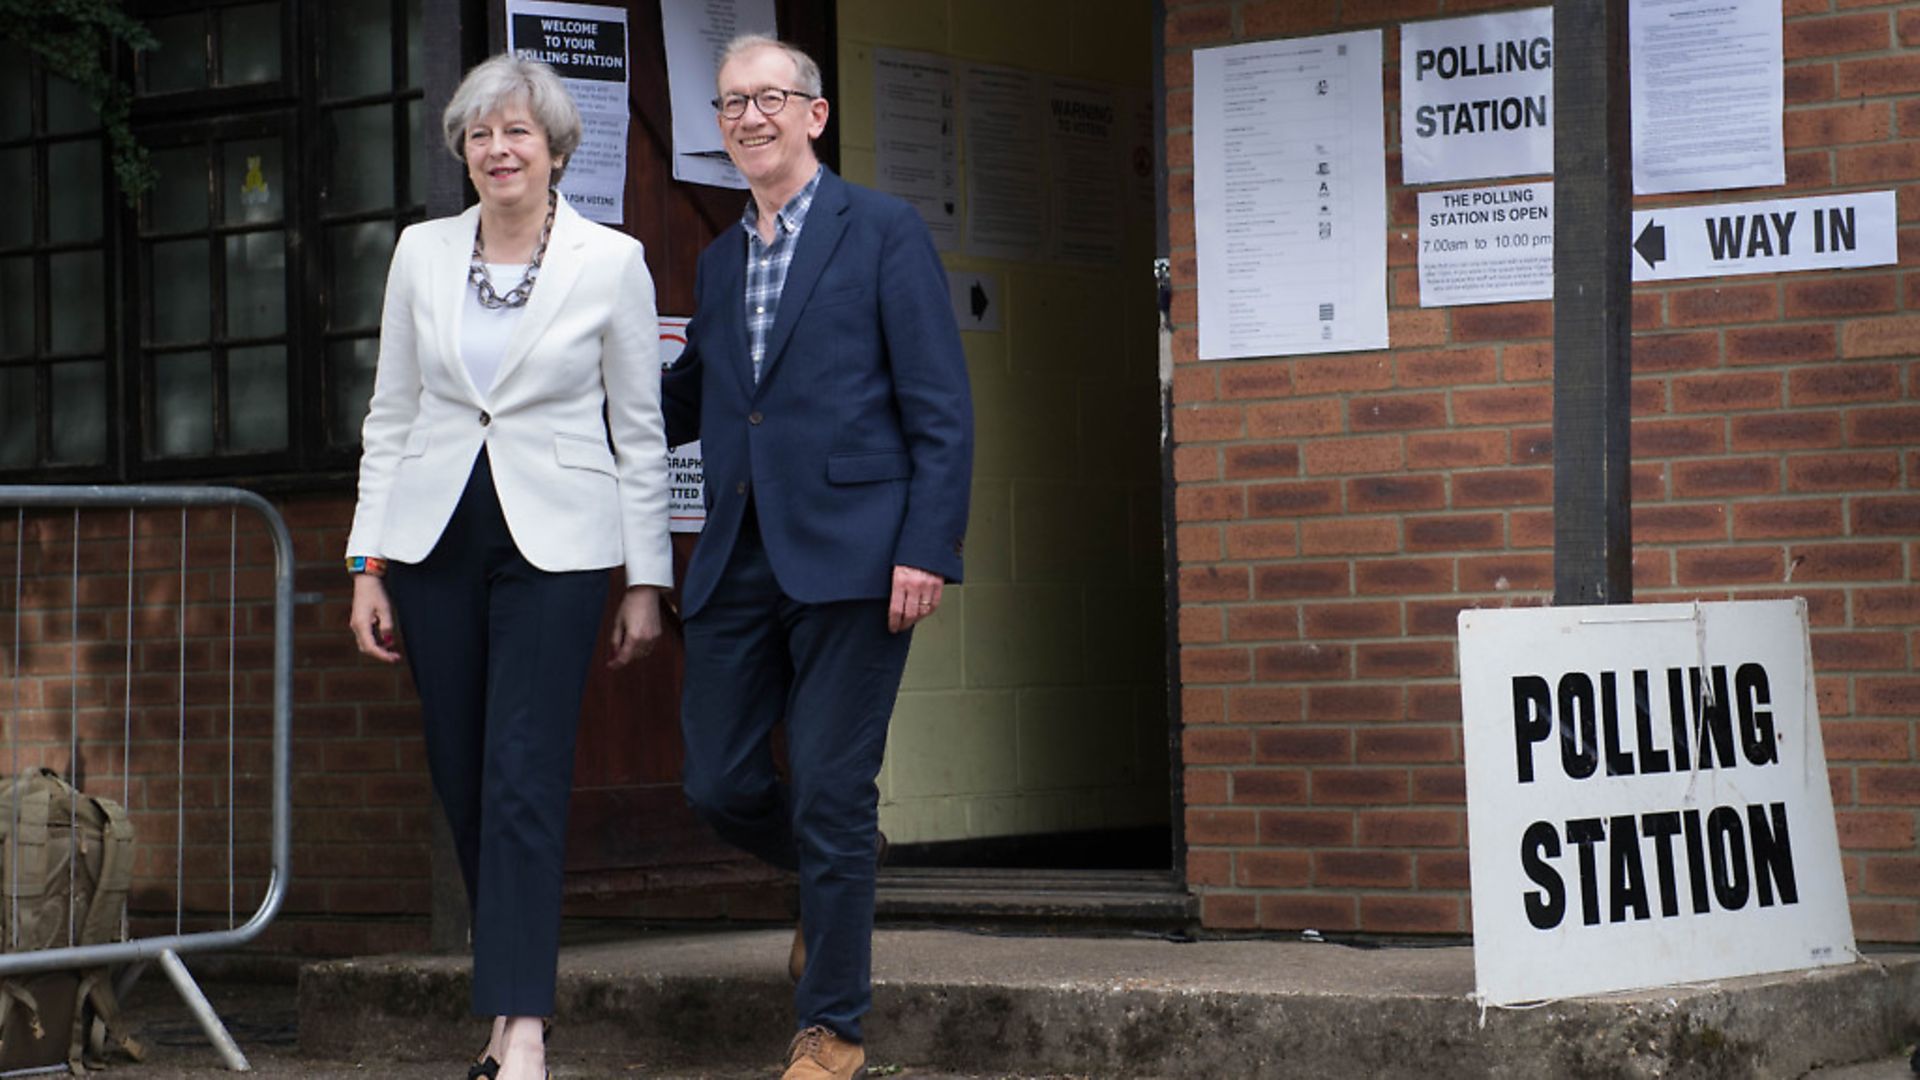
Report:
1247,479,1341,517
1176,485,1246,521
1223,523,1300,561
1406,683,1463,725
1222,443,1302,479
1258,810,1354,847
1173,404,1244,442
1229,687,1303,724
1847,902,1919,943
1397,347,1496,387
1179,605,1224,644
1863,857,1920,897
1453,302,1551,342
1457,554,1552,593
1787,451,1902,491
1258,894,1356,932
1176,524,1222,560
1905,7,1920,46
1847,406,1920,446
1411,766,1466,804
1810,630,1910,670
1633,332,1721,373
1785,273,1899,317
1355,556,1452,595
1242,0,1339,36
1452,468,1552,508
1785,148,1835,189
1675,547,1787,586
1728,410,1844,451
1405,431,1507,469
1633,417,1726,457
1349,392,1446,432
1405,513,1504,552
1838,142,1920,186
1303,435,1405,475
1181,565,1250,602
1184,728,1253,765
1826,721,1914,761
1732,499,1843,539
1452,386,1552,426
1631,293,1664,331
1356,809,1462,848
1790,364,1902,406
1166,5,1232,45
1182,646,1251,684
1172,367,1215,404
1300,518,1401,556
1186,808,1258,845
1225,603,1301,642
1390,309,1450,348
1312,768,1410,806
1186,848,1232,885
1254,728,1353,765
1672,457,1779,497
1416,851,1471,891
1236,851,1312,888
1347,475,1447,512
1315,850,1412,888
1293,354,1394,395
1302,600,1402,638
1343,0,1441,24
1854,496,1920,536
1785,12,1891,59
1842,315,1920,359
1669,284,1779,326
1230,768,1311,805
1501,342,1554,383
1672,371,1782,412
1173,445,1218,482
1356,726,1458,764
1724,324,1837,366
1858,587,1920,626
1356,641,1454,679
1838,810,1917,851
1795,542,1905,582
1786,102,1895,147
1254,561,1350,599
1200,893,1258,929
1632,378,1671,417
1254,643,1353,681
1302,686,1404,725
1220,362,1294,400
1786,62,1837,106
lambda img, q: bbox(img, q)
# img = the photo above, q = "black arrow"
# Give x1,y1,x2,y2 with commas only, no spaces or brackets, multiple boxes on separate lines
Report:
1633,219,1666,269
969,282,990,322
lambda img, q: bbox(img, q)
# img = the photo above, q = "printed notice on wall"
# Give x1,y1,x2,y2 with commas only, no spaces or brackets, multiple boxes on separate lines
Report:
873,49,958,251
1418,182,1553,307
1459,600,1855,1006
658,317,704,532
506,1,630,222
659,0,777,190
963,63,1047,261
1631,0,1784,195
1400,7,1553,185
1631,191,1897,282
1194,30,1388,359
1045,77,1125,264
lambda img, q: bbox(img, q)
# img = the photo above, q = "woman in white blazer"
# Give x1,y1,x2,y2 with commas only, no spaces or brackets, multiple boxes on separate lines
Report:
345,54,669,1080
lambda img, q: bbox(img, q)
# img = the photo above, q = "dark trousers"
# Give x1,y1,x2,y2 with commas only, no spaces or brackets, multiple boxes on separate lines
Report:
385,452,608,1018
679,505,912,1043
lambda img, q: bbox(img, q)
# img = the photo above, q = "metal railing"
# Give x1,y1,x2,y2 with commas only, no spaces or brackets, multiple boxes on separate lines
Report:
0,485,293,1072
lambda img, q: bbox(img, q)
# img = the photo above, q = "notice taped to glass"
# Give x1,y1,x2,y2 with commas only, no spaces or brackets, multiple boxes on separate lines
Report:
1417,181,1553,307
506,0,629,223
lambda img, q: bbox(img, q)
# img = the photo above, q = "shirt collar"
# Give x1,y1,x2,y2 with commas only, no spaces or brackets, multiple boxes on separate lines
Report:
740,165,824,241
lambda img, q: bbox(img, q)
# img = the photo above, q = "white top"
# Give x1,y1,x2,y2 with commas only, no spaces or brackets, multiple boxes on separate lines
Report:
460,264,529,400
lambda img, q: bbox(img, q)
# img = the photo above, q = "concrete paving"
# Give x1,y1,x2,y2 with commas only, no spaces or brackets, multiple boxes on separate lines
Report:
292,927,1920,1079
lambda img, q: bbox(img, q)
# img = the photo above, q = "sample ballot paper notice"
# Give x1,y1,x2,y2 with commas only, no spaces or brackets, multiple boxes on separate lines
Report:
1194,31,1388,360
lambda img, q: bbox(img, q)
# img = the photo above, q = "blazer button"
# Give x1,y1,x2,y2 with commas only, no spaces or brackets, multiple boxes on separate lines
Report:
748,411,763,425
478,411,491,426
735,481,747,495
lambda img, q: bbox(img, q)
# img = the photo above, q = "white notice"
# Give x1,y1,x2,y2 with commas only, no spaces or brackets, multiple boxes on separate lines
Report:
1631,191,1897,282
658,317,704,533
1045,77,1125,264
1194,31,1388,360
873,49,958,250
1631,0,1784,195
506,1,630,223
1418,182,1553,307
963,64,1048,261
1460,600,1855,1007
659,0,777,190
1400,8,1553,186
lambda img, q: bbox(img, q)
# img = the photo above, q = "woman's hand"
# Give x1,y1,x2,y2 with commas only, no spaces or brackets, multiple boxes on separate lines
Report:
608,585,664,668
349,574,402,663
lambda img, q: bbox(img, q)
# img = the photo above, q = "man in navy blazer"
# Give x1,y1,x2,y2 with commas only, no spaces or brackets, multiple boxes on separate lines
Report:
661,33,972,1080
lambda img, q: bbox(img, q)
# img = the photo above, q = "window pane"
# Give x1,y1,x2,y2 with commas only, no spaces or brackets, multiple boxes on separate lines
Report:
217,4,283,86
0,366,32,466
227,344,287,451
147,145,210,233
49,360,105,463
152,351,213,456
143,14,209,96
48,252,103,354
408,98,425,206
327,105,394,212
151,240,211,344
225,232,285,338
328,338,378,447
0,149,31,249
0,258,31,356
405,0,423,89
223,137,284,225
330,221,395,331
0,50,27,140
327,0,393,98
48,140,103,244
45,77,97,136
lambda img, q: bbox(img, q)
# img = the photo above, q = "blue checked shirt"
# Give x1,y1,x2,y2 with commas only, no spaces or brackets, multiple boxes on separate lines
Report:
741,166,823,384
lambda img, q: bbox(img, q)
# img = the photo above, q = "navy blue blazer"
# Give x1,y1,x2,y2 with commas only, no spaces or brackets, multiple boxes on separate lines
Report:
663,168,974,619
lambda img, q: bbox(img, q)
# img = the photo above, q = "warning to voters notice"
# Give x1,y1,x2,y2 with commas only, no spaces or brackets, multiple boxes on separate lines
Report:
1417,182,1552,307
1193,30,1388,359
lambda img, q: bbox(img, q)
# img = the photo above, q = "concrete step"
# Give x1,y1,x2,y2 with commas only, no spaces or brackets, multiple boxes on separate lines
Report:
299,928,1920,1079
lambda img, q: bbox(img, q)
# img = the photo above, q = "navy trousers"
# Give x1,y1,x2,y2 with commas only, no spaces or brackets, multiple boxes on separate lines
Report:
385,451,608,1018
680,504,912,1043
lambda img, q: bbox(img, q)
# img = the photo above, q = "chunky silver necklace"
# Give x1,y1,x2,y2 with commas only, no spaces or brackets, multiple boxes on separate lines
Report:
469,189,556,309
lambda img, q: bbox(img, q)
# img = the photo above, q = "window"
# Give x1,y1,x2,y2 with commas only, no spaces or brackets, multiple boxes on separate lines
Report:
0,0,427,484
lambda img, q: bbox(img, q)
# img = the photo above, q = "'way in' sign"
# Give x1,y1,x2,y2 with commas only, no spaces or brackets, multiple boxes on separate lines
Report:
1630,191,1896,283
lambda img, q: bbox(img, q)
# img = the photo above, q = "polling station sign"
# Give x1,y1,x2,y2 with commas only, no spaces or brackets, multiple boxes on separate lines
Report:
1401,8,1552,185
1459,600,1854,1006
1631,191,1896,283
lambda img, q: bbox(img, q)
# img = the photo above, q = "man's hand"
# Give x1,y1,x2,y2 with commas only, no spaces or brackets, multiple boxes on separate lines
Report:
349,574,401,663
888,565,944,633
609,585,665,668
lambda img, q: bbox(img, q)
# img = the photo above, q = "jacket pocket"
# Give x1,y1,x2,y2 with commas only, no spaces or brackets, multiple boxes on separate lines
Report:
401,429,431,458
554,432,617,476
826,449,910,484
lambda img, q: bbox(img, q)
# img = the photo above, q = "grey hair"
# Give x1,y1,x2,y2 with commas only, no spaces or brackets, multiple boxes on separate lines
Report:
717,34,823,98
442,54,582,183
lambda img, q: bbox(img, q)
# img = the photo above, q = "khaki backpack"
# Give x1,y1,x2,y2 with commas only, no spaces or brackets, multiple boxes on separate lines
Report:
0,768,143,1073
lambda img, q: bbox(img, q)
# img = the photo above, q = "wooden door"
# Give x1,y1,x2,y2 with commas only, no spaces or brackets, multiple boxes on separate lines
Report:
562,0,837,909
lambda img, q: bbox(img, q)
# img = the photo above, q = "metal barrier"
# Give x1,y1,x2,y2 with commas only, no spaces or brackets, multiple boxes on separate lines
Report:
0,485,293,1072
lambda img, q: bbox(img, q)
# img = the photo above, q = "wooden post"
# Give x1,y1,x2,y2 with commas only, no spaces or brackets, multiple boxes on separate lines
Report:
1552,0,1634,605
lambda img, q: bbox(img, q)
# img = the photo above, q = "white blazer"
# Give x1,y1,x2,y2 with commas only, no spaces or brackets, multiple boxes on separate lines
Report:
345,196,671,589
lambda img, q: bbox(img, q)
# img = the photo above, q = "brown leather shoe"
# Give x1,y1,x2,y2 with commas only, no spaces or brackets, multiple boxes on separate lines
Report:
789,832,889,983
782,1025,866,1080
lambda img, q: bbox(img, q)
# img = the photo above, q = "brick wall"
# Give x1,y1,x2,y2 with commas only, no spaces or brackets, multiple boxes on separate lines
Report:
1165,0,1920,940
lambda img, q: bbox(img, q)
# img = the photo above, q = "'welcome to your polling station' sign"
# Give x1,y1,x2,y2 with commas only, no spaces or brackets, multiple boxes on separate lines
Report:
1459,600,1854,1006
1401,7,1552,185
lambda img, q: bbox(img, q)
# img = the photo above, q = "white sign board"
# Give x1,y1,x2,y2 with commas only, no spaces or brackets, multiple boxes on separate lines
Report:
962,64,1048,261
1631,0,1784,195
1194,30,1389,359
658,0,777,190
1630,191,1897,283
506,1,630,223
1460,600,1855,1007
1401,8,1553,186
1417,181,1553,307
657,316,704,533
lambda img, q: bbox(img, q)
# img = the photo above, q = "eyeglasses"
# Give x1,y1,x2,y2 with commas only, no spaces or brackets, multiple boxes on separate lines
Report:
712,88,816,120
